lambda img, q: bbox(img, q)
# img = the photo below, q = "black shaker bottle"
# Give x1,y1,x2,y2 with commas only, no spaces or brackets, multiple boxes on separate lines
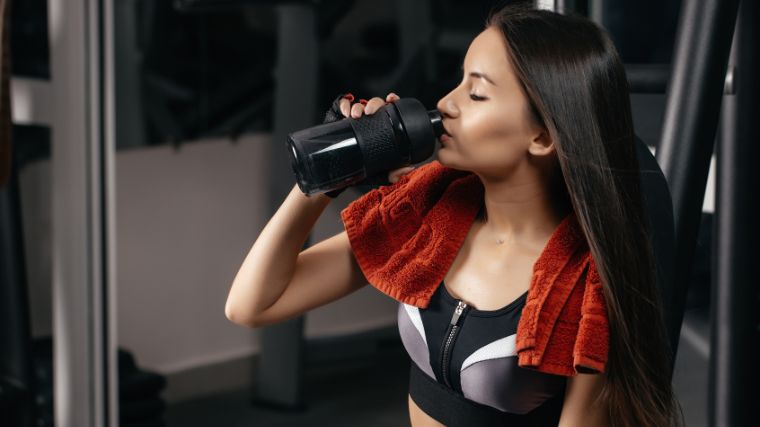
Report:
287,97,444,196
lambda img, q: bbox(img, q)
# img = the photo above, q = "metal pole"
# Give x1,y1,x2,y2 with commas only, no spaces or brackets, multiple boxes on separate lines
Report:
253,3,318,411
710,0,759,425
655,0,739,364
48,0,118,425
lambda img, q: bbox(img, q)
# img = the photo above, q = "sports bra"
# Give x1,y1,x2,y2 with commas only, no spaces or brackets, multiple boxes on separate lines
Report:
398,280,567,426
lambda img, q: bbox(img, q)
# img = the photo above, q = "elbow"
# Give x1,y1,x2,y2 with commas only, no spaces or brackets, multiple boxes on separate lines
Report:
225,302,259,328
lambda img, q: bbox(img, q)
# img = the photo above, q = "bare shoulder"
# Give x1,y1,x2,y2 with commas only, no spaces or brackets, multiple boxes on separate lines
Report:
559,371,609,426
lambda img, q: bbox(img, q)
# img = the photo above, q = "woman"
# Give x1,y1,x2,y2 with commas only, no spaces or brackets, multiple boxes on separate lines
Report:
225,4,682,426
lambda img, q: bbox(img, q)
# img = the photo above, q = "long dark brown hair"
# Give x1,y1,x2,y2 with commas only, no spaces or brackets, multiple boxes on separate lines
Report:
483,4,683,426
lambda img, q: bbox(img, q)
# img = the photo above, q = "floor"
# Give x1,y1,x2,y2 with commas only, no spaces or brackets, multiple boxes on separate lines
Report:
165,340,412,427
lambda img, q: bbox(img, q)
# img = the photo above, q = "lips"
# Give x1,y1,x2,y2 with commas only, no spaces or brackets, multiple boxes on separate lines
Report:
438,124,452,145
439,123,453,140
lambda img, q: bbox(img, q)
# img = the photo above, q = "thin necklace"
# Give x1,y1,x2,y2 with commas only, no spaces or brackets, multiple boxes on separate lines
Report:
478,204,510,245
480,220,508,245
477,207,509,245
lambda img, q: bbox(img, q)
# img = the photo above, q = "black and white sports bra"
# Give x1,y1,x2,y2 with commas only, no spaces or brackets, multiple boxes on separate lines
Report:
398,280,567,426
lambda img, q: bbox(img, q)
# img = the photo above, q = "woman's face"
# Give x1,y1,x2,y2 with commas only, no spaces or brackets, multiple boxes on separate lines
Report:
436,26,551,178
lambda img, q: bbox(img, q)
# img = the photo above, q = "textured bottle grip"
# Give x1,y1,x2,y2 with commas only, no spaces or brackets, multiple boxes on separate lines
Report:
351,110,400,177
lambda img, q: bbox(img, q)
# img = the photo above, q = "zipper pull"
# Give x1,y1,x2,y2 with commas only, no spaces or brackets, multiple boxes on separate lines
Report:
450,301,467,326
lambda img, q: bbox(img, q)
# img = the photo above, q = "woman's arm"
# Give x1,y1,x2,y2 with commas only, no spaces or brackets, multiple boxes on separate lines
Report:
225,93,406,328
224,186,369,328
558,371,609,426
224,184,365,327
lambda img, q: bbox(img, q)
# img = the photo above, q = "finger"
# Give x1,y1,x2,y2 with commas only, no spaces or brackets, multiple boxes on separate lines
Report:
388,166,415,183
350,102,365,118
386,92,400,102
339,98,351,117
364,97,387,115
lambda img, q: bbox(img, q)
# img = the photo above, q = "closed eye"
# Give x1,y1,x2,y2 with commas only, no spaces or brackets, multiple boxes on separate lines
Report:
469,93,487,101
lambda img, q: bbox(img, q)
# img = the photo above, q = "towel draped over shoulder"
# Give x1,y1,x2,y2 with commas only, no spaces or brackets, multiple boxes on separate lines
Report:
340,160,609,376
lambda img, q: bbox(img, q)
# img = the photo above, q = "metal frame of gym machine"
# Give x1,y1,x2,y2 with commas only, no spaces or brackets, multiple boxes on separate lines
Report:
583,0,756,425
47,0,120,426
566,0,757,424
1,0,119,426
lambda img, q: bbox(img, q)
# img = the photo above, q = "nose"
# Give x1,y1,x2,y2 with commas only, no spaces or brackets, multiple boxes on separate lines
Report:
436,93,459,118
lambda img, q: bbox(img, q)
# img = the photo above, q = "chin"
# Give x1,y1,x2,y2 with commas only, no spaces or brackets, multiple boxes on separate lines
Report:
435,150,470,172
435,148,450,166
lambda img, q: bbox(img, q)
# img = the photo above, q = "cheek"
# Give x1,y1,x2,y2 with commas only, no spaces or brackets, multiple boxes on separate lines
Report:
459,102,530,161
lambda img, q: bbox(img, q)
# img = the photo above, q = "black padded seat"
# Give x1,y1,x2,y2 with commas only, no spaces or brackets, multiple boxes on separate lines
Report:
634,135,678,355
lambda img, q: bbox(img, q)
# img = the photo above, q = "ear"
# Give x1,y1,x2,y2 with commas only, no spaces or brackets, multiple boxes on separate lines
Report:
528,129,555,157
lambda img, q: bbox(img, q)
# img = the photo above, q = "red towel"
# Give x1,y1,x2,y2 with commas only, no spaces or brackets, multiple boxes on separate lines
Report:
340,160,609,376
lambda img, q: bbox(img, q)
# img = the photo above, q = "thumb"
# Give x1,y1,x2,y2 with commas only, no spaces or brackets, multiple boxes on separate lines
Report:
388,166,416,183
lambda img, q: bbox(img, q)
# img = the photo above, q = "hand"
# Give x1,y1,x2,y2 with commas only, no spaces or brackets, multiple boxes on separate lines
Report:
387,165,416,184
323,92,416,198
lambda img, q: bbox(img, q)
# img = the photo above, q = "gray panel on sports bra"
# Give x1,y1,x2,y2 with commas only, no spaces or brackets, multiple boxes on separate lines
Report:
460,356,566,414
397,303,436,379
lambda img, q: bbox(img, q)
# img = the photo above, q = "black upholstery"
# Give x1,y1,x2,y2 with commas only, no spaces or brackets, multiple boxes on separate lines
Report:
635,135,678,358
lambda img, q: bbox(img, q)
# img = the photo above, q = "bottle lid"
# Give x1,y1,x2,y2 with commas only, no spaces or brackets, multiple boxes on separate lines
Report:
392,98,439,163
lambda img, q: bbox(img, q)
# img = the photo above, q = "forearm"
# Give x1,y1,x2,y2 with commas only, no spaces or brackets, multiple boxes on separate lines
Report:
225,184,332,323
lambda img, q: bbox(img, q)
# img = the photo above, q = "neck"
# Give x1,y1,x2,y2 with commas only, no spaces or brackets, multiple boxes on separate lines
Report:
476,171,570,242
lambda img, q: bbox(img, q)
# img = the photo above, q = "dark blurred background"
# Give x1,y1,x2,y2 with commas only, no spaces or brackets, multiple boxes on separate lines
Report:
11,0,680,147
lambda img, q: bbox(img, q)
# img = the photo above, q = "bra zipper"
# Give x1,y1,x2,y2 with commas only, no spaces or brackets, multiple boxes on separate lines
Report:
440,300,467,389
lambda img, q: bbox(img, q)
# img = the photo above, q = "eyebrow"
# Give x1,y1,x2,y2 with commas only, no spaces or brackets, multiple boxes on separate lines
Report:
461,63,497,86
